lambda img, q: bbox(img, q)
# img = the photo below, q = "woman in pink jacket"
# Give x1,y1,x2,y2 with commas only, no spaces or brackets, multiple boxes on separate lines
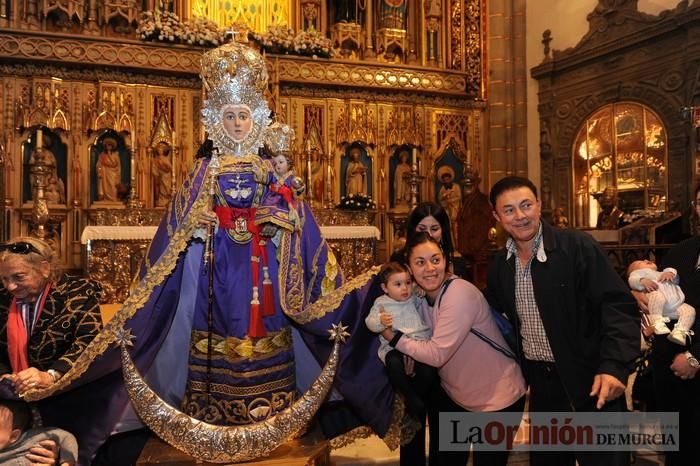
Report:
382,232,526,466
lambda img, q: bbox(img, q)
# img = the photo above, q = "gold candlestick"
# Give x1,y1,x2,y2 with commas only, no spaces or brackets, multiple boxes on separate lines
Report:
405,163,425,211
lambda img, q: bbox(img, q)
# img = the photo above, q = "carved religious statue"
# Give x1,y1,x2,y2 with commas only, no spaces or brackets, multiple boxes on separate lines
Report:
393,149,411,207
437,165,461,235
345,146,367,195
152,142,173,207
29,132,65,204
96,136,122,202
309,148,324,203
302,122,324,206
456,165,494,287
438,166,461,217
379,0,407,29
595,186,624,229
334,0,359,23
552,207,569,229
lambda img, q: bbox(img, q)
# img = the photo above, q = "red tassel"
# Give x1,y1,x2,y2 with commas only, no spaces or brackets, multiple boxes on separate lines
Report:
262,281,275,316
248,302,266,338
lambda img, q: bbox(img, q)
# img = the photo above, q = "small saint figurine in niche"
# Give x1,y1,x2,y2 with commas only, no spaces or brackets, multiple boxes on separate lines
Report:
393,149,411,207
595,186,624,229
333,0,360,23
151,142,173,207
95,136,123,202
309,148,324,203
27,131,66,204
552,207,569,229
378,0,407,29
437,165,461,222
345,145,367,196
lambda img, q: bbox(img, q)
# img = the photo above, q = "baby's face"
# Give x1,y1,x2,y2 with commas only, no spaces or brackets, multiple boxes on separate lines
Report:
0,407,15,450
630,259,657,274
273,155,289,175
381,271,412,302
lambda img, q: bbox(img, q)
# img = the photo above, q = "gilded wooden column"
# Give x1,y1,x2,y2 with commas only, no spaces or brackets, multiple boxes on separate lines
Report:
25,0,40,30
0,0,8,27
0,140,5,242
425,0,442,66
85,0,98,33
407,0,418,64
364,0,375,58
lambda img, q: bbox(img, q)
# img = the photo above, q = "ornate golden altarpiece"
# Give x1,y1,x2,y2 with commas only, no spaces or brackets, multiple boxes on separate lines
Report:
0,0,487,274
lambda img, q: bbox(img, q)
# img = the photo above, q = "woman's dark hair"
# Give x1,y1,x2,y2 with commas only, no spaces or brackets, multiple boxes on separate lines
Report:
405,202,454,259
378,261,409,285
405,231,447,266
489,176,538,208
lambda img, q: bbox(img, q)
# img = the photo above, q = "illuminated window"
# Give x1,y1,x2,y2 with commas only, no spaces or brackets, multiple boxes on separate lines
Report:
192,0,290,33
572,102,667,228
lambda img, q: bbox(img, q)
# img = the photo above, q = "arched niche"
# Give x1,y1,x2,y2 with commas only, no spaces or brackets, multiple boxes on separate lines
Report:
572,102,668,228
340,141,373,199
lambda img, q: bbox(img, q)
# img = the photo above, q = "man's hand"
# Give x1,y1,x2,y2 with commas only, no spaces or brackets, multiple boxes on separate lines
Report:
26,439,59,465
631,290,649,313
670,353,699,380
590,373,626,410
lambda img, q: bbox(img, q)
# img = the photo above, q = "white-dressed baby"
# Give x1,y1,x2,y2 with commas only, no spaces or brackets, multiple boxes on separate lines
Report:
628,259,695,346
365,262,434,418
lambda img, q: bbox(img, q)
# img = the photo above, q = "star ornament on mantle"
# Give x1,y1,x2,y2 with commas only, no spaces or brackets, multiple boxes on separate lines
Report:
328,322,350,343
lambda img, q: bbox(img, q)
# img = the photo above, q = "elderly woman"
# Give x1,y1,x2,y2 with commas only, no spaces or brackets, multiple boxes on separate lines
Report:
0,237,102,392
382,233,526,466
0,237,102,465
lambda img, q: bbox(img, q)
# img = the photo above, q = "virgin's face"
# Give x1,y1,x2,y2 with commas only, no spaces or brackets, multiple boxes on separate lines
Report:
416,215,442,243
222,105,253,142
0,255,50,302
407,242,446,300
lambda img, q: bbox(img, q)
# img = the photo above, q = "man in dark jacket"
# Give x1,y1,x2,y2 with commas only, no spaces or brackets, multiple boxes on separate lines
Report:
632,183,700,466
485,176,639,466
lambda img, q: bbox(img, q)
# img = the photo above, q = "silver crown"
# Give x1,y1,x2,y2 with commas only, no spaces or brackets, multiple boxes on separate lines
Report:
263,122,295,157
200,41,271,156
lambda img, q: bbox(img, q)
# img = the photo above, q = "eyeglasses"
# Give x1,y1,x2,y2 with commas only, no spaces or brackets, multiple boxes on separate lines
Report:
692,200,700,208
0,242,42,255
